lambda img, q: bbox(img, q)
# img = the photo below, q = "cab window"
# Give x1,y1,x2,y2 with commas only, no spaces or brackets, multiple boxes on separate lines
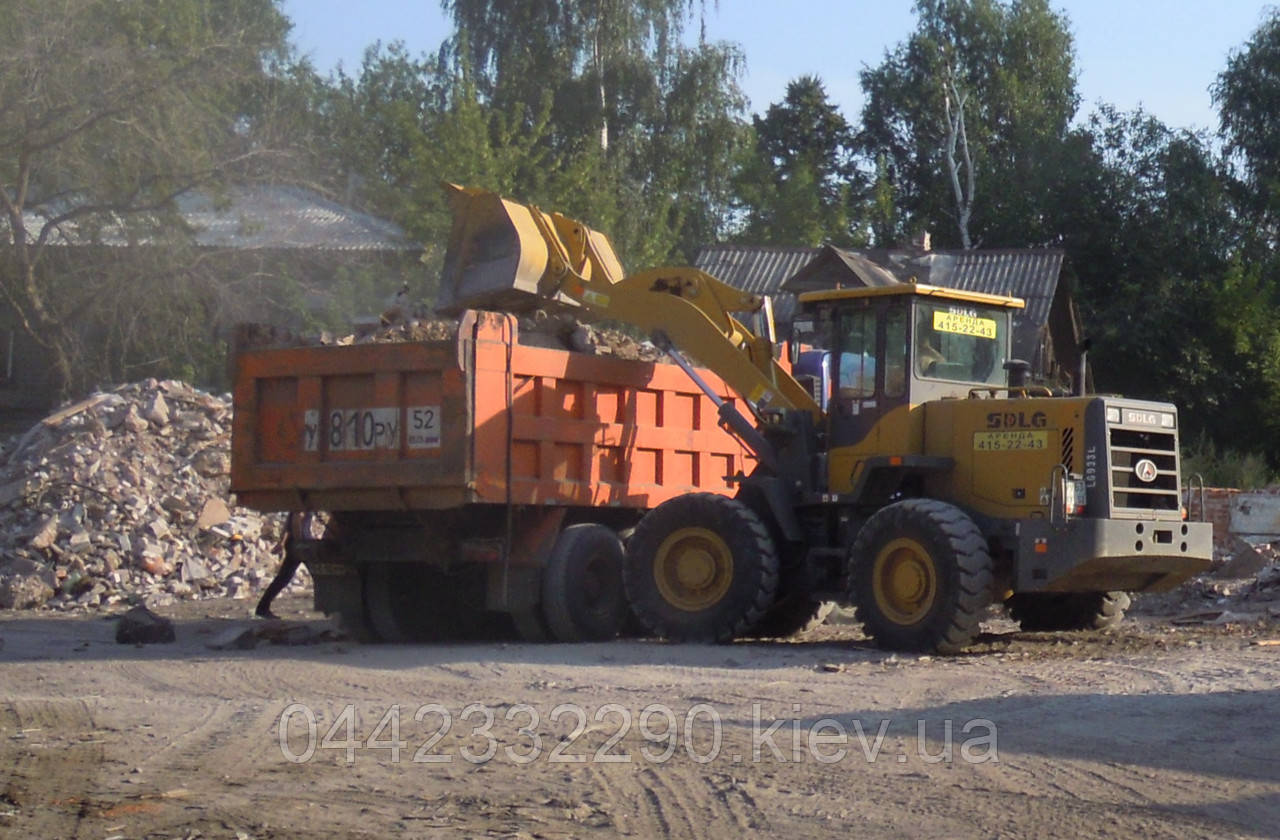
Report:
914,302,1005,385
837,308,876,398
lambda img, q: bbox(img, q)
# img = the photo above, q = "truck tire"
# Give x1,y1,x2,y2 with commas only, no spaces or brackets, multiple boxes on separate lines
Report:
541,524,629,642
1006,591,1131,632
510,606,551,642
749,595,835,638
363,562,513,642
624,493,779,643
848,499,993,654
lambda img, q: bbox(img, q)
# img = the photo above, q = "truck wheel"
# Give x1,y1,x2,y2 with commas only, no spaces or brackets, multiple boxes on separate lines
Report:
364,562,513,642
510,606,551,642
1006,591,1131,632
848,499,993,654
750,595,835,638
624,493,779,643
364,563,441,642
541,524,629,642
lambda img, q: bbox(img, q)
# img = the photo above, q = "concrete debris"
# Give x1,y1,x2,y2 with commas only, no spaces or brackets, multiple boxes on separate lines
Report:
1142,538,1280,623
0,574,54,609
205,620,345,650
115,605,176,644
235,308,663,362
0,378,310,613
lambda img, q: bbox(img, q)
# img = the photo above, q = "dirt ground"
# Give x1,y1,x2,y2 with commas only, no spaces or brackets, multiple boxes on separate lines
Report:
2,596,1278,840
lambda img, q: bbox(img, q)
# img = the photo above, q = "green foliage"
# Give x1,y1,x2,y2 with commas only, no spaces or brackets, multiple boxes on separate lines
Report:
0,0,298,396
1182,433,1277,490
735,76,865,246
1214,8,1280,237
858,0,1078,247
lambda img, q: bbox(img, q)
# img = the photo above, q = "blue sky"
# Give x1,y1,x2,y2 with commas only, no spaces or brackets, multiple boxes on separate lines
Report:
282,0,1271,132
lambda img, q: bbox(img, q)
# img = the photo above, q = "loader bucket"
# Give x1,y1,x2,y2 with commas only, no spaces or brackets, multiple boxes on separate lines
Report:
437,184,554,314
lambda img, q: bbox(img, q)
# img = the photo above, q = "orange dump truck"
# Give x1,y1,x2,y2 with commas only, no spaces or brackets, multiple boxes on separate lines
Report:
230,310,755,641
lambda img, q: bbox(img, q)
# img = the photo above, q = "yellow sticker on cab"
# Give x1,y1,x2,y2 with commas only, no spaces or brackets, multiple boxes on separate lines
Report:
934,311,997,339
973,430,1048,452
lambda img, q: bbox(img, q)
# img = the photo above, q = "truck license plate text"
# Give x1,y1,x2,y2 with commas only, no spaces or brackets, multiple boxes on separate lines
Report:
303,406,441,452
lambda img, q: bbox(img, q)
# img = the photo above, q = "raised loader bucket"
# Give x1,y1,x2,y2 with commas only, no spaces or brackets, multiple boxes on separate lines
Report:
436,184,626,315
437,184,555,314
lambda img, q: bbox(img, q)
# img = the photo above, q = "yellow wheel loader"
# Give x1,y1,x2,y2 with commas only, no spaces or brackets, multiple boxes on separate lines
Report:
439,185,1212,652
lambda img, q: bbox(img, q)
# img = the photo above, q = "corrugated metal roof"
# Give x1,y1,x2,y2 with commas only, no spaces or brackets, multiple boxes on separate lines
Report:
693,245,818,297
695,243,1067,368
692,245,818,322
704,244,1063,329
873,249,1064,330
17,185,416,252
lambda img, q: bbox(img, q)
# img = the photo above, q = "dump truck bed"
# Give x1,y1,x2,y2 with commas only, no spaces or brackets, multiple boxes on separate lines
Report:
231,311,755,512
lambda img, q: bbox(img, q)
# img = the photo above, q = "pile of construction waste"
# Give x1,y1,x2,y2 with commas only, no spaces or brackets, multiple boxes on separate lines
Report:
237,308,664,362
1137,537,1280,624
0,380,305,612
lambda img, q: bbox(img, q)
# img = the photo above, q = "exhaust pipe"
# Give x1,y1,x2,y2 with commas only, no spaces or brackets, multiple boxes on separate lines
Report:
1076,338,1093,397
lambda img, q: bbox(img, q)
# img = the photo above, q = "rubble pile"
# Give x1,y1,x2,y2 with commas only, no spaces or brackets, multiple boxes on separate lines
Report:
0,380,307,612
241,309,664,362
356,309,664,361
1140,539,1280,624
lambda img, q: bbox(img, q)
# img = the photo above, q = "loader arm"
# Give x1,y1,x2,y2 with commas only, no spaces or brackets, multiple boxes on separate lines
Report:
438,184,822,423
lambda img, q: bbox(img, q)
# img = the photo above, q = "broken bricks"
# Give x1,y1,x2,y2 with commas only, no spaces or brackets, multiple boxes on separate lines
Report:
0,378,311,613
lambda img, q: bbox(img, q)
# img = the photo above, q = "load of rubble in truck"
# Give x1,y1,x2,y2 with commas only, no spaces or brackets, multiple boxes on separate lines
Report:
230,184,1213,653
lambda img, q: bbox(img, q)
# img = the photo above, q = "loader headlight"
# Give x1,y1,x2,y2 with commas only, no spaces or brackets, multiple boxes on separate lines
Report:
1065,476,1087,516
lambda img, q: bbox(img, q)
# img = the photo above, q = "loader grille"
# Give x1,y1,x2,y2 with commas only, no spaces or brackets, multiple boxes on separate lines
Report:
1108,427,1180,512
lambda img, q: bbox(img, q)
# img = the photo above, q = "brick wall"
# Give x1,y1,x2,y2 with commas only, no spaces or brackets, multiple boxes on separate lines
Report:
1194,486,1280,551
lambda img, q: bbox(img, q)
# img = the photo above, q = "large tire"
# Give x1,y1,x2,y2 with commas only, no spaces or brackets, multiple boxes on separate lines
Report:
541,524,629,642
750,595,835,638
848,499,993,653
1006,591,1131,632
363,562,512,642
624,493,779,643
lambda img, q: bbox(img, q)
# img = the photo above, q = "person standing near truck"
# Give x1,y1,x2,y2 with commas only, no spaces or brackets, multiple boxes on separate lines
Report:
256,512,309,619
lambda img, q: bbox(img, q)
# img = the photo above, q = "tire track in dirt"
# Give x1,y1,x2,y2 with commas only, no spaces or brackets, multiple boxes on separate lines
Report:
0,697,104,838
703,771,770,830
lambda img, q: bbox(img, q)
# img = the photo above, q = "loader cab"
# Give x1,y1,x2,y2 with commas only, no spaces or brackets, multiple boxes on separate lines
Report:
790,285,1024,449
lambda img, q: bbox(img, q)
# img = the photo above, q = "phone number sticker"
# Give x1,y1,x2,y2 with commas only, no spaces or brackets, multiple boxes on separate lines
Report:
934,311,997,339
973,430,1048,452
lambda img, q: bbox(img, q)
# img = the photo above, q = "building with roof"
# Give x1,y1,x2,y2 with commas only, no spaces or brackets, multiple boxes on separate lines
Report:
693,242,1084,388
1,185,422,414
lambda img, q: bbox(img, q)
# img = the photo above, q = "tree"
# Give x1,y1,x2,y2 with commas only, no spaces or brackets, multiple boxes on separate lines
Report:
443,0,707,153
0,0,296,396
1213,8,1280,240
735,76,864,246
435,0,748,266
859,0,1078,247
1054,106,1250,444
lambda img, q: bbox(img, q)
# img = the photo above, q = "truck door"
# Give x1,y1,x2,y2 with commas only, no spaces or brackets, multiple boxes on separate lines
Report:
828,301,910,451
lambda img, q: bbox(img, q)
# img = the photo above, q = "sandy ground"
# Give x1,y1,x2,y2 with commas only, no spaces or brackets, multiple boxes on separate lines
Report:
2,596,1279,840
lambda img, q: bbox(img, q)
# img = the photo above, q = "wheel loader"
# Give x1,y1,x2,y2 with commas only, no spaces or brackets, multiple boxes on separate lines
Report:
435,185,1213,653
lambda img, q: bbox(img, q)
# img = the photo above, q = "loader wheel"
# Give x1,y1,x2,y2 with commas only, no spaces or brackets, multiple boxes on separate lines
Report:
541,524,630,642
1006,591,1131,632
750,595,835,638
848,499,993,653
625,493,779,643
